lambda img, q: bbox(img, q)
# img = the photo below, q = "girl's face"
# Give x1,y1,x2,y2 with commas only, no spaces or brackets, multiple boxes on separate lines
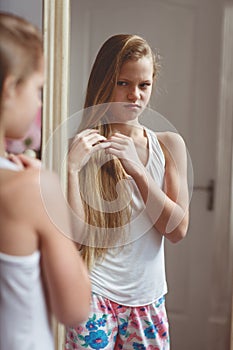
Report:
109,56,153,123
5,61,44,139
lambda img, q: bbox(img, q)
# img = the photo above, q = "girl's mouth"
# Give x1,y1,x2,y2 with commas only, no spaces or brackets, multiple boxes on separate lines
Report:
123,104,141,110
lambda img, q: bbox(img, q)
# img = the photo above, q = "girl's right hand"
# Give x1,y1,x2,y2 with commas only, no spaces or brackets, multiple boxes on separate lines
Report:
68,129,110,173
8,153,41,170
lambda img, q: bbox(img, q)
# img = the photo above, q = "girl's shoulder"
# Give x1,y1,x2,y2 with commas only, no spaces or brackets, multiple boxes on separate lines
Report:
0,167,60,214
0,168,63,254
155,131,186,156
0,168,42,254
155,131,187,175
156,131,185,146
0,167,38,197
144,128,185,148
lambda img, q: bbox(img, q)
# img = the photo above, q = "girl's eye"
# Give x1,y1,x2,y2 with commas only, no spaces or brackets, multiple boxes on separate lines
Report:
117,81,128,86
140,83,151,89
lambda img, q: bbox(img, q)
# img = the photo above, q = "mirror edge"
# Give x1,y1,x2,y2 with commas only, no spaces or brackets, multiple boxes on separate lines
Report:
42,0,70,179
42,0,70,349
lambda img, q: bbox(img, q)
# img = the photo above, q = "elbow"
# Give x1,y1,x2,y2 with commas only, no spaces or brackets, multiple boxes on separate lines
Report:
58,305,90,327
164,220,189,244
66,286,91,326
53,280,91,326
166,228,187,244
56,297,90,327
70,296,91,326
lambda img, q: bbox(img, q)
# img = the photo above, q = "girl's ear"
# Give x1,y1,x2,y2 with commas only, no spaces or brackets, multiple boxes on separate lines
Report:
2,75,17,106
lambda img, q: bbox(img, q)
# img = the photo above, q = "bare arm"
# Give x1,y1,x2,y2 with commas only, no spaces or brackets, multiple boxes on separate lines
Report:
35,170,91,325
106,131,189,243
133,132,189,242
0,166,91,325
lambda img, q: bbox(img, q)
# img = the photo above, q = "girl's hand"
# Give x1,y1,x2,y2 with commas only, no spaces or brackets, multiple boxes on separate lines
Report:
68,129,110,173
106,132,143,176
8,153,41,170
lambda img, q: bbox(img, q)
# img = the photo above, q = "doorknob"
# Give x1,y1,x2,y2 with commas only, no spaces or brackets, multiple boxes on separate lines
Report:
193,179,215,211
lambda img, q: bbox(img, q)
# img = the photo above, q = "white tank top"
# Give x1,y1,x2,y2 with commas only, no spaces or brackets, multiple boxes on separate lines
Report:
0,157,54,350
91,128,167,306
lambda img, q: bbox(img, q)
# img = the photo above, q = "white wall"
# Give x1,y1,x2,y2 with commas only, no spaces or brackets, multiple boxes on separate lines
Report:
0,0,42,29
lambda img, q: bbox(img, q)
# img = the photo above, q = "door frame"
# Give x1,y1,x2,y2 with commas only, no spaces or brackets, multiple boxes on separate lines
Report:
41,0,233,349
216,1,233,348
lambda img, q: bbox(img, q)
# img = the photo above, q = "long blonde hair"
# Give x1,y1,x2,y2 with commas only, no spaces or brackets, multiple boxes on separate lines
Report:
78,34,159,269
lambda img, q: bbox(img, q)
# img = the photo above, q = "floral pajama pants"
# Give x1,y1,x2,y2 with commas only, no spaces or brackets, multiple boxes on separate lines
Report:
65,293,170,350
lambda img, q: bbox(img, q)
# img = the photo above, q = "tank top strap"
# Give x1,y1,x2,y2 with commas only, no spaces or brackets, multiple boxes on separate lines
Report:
144,127,165,186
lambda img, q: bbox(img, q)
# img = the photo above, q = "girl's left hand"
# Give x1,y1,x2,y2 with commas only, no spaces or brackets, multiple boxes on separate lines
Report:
106,133,143,176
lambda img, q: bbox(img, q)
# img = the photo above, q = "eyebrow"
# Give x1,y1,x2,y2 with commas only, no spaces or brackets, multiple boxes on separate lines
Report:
117,77,152,82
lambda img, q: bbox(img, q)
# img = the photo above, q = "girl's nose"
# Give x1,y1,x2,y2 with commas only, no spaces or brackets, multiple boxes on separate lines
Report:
127,87,140,101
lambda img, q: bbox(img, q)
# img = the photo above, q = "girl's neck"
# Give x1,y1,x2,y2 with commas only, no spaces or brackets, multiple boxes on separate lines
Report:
110,121,143,137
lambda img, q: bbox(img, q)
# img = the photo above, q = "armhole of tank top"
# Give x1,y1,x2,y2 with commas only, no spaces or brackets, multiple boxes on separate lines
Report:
144,127,166,168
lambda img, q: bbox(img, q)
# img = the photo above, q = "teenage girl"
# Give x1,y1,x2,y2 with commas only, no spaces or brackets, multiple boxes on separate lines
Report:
66,34,189,349
0,12,91,350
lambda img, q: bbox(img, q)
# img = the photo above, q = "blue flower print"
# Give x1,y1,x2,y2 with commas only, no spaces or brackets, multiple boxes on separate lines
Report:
86,320,98,331
155,296,165,307
97,317,107,327
132,343,146,350
84,330,109,349
119,321,128,335
144,325,157,339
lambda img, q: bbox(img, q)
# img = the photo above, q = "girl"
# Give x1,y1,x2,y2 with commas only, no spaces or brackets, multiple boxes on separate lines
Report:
0,12,91,350
66,34,189,349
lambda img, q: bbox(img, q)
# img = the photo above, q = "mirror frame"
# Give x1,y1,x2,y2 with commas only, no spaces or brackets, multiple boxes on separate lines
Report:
42,0,70,348
42,0,70,179
42,0,233,349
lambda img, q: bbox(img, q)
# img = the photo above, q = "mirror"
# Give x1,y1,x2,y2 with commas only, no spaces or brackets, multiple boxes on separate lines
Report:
2,0,232,349
42,0,233,349
67,1,233,350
